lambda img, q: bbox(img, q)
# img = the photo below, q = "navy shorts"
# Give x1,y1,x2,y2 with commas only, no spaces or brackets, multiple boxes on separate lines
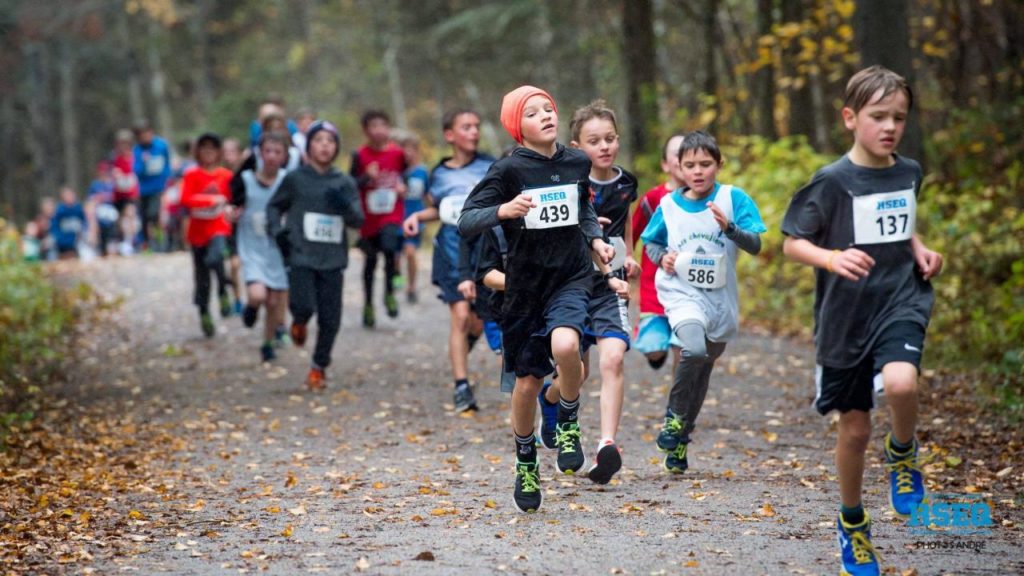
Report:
503,286,589,379
583,287,631,352
813,321,926,415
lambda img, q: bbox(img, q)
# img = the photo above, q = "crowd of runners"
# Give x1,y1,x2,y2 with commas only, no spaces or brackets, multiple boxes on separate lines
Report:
22,65,945,576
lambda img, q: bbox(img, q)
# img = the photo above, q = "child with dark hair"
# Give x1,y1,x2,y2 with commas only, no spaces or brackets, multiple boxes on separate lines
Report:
52,186,87,259
351,110,407,327
180,133,235,337
459,86,614,513
641,130,766,474
268,120,364,391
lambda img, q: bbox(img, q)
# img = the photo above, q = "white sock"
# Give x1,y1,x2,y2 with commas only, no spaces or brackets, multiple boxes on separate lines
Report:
598,437,615,450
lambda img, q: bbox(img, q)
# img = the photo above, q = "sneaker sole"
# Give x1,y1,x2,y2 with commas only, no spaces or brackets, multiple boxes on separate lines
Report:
512,490,542,514
556,453,587,476
587,445,622,485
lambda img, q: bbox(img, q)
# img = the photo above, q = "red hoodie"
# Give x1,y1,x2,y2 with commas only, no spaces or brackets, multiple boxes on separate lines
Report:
352,144,407,237
180,165,233,247
631,182,673,316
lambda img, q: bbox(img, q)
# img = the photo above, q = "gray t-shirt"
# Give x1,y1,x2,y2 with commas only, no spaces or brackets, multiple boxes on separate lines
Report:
781,154,934,368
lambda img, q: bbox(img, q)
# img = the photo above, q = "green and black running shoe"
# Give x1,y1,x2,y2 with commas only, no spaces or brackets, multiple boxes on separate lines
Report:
555,421,585,475
384,293,399,318
664,442,688,474
513,459,542,513
656,411,684,453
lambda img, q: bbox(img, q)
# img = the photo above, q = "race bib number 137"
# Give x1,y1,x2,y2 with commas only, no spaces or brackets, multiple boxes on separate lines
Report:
523,184,579,230
852,188,916,245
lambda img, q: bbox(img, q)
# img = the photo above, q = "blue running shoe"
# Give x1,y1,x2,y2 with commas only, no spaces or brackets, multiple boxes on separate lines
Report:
656,410,684,453
536,382,558,450
837,513,881,576
884,433,926,517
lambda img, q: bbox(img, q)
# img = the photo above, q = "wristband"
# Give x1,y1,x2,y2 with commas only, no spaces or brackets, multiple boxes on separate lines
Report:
826,249,840,274
603,271,617,282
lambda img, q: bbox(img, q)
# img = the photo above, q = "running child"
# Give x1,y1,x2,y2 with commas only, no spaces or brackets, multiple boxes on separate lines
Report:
132,121,171,251
351,110,407,327
641,131,766,474
87,161,120,256
632,134,686,370
111,129,140,256
396,130,428,304
51,186,88,259
458,86,614,513
781,65,942,576
538,100,636,485
403,109,494,412
179,133,235,337
233,130,291,363
267,120,364,391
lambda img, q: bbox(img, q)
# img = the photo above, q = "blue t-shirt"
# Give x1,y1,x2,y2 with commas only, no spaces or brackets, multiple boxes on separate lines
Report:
51,203,87,251
428,154,494,260
133,136,172,196
641,182,767,246
405,164,429,203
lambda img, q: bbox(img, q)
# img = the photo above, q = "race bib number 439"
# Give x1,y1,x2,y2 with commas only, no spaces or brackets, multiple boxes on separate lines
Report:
852,188,916,245
303,212,343,244
523,184,579,230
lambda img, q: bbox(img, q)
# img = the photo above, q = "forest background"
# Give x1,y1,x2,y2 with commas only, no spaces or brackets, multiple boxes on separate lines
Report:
0,0,1021,411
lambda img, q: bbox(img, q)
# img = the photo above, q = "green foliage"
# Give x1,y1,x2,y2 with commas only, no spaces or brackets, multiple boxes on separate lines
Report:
0,220,82,432
719,136,832,335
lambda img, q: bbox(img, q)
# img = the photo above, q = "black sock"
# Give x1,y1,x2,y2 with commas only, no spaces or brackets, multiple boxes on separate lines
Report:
454,378,469,390
558,395,580,423
840,503,865,525
889,435,915,454
515,432,537,462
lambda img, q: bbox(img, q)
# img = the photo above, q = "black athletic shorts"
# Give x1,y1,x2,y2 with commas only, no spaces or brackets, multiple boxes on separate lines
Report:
582,284,631,352
813,320,926,415
503,286,589,380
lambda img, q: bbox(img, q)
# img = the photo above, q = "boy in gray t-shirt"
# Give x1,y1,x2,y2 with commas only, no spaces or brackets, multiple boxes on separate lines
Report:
782,66,943,576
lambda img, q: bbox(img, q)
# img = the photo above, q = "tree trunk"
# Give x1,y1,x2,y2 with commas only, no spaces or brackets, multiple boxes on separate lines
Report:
383,40,407,129
188,0,214,124
147,18,174,143
463,80,500,155
0,93,14,218
855,0,923,164
23,42,59,205
115,1,145,123
781,0,815,141
621,0,659,159
756,0,777,138
58,39,80,191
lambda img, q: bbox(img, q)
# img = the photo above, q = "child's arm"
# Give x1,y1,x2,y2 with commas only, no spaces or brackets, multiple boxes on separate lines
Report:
335,178,366,230
592,251,630,299
707,200,763,255
265,175,294,241
483,270,506,291
457,235,478,301
576,181,614,263
458,167,522,238
910,233,943,280
781,237,874,281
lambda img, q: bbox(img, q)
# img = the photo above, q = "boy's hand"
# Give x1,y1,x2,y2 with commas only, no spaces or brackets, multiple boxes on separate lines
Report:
707,201,729,232
661,251,678,275
498,194,535,220
597,216,612,229
592,238,614,264
225,205,240,222
830,248,875,281
624,255,640,279
607,276,630,300
457,280,476,301
912,242,944,280
366,162,380,180
402,213,420,237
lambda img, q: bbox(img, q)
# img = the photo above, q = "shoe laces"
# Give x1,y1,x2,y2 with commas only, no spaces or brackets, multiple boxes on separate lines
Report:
849,530,881,566
671,443,688,460
662,416,683,436
885,451,931,495
516,463,540,493
555,423,581,453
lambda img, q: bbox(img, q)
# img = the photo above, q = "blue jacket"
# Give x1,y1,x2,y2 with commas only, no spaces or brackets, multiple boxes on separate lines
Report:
133,136,172,197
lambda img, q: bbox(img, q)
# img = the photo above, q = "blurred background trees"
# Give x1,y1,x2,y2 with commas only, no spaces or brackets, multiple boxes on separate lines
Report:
0,0,1021,392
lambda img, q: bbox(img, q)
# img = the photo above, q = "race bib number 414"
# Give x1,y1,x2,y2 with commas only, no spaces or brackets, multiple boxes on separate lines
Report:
523,184,579,230
303,212,343,244
852,188,916,245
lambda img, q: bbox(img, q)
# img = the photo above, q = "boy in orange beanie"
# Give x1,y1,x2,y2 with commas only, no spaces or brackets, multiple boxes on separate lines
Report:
459,86,618,513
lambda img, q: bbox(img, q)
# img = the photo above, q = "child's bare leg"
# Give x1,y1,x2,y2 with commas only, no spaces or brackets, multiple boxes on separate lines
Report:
882,362,918,444
511,375,542,437
597,337,627,441
551,327,583,401
836,410,872,508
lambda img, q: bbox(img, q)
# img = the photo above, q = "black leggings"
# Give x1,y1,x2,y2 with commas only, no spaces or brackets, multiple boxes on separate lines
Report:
191,240,229,313
360,225,401,304
289,266,343,370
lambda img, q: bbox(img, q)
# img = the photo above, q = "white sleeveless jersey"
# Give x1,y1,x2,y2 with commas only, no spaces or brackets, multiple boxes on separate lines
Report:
654,185,740,342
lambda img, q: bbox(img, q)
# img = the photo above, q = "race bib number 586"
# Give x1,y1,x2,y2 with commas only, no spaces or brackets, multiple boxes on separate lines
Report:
852,188,916,245
523,184,579,230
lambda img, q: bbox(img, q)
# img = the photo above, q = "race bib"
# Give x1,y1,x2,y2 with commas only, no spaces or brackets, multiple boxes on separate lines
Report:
59,218,82,234
250,211,267,237
438,195,468,226
680,251,727,290
303,212,343,244
523,184,579,230
852,188,915,245
406,178,425,201
144,155,166,176
594,236,628,272
366,188,398,215
96,205,120,224
115,172,137,192
191,205,223,220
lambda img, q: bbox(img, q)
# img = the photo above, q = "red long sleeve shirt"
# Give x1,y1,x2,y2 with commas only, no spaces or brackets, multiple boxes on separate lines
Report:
631,182,673,316
180,166,233,247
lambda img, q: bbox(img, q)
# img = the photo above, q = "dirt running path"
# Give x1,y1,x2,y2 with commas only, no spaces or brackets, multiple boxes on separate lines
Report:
33,252,1024,574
